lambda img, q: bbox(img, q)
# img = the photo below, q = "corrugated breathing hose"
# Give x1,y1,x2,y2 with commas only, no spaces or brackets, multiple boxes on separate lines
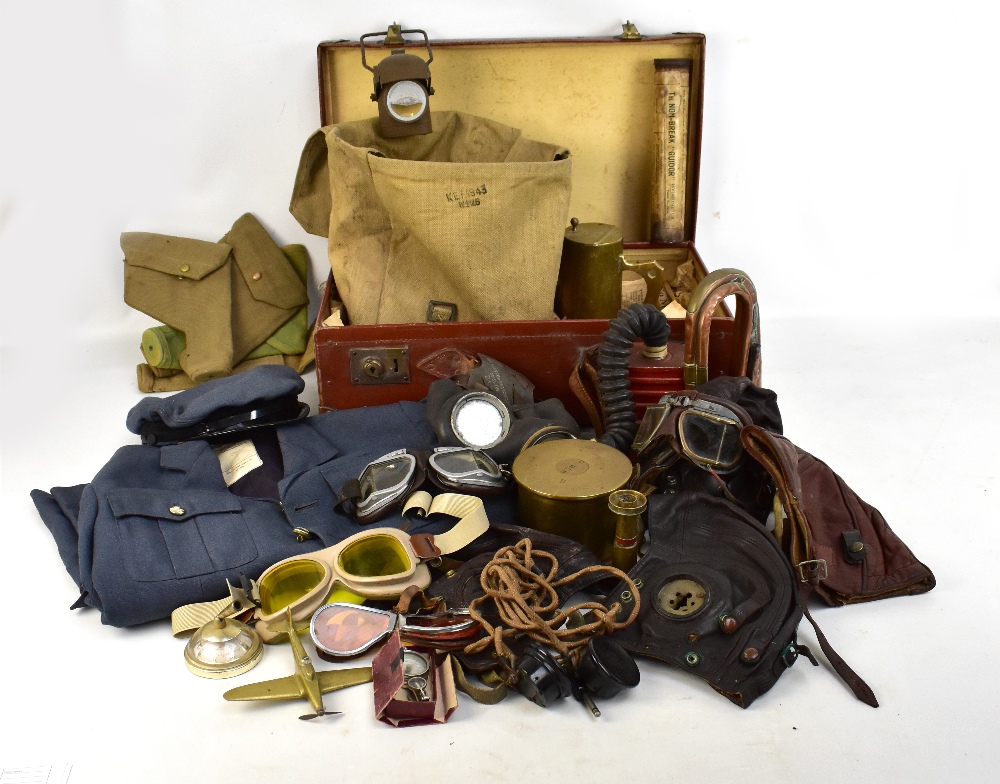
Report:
596,303,670,452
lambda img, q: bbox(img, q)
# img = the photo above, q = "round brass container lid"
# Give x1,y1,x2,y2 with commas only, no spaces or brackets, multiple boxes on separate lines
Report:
512,439,634,501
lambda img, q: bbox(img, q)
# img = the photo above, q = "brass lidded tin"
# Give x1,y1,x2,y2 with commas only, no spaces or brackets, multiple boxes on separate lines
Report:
511,439,634,562
554,219,625,320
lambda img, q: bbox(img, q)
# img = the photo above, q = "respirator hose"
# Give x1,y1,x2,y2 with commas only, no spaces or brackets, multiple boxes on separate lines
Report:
596,303,670,452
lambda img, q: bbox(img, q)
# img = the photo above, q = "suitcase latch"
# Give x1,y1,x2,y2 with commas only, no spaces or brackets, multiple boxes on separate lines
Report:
350,347,410,385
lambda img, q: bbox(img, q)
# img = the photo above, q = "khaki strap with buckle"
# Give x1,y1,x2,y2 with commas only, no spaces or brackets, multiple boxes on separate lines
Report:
450,658,509,705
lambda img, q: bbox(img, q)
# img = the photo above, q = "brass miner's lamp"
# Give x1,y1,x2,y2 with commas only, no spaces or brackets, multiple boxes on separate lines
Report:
361,25,435,138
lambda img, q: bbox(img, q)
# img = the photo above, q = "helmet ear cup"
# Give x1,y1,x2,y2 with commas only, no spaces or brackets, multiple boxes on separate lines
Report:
576,636,640,699
514,642,573,707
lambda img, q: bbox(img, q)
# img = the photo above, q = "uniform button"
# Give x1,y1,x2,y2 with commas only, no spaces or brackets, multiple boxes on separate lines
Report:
252,272,262,281
169,506,185,515
180,265,190,273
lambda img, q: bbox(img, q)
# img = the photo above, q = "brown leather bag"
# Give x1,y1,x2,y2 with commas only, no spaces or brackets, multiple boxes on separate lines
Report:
741,425,936,606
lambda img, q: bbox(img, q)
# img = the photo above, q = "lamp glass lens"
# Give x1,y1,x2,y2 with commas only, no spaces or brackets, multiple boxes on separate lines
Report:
386,80,427,122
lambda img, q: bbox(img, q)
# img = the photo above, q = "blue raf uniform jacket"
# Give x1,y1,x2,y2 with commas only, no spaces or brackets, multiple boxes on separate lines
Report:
31,369,451,627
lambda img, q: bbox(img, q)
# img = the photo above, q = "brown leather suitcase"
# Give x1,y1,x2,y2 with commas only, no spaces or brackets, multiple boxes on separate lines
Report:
307,26,750,423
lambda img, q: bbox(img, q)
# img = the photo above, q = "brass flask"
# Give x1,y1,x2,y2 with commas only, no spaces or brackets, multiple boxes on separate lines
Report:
554,219,624,320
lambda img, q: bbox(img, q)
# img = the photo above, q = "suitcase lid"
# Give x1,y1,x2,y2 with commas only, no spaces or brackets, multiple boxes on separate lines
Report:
315,24,706,244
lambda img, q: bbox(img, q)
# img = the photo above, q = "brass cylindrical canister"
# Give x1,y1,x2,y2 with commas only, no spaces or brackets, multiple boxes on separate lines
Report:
608,489,647,572
554,219,624,320
511,439,634,562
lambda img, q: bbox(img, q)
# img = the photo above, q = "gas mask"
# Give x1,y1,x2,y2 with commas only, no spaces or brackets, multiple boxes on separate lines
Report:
424,354,581,464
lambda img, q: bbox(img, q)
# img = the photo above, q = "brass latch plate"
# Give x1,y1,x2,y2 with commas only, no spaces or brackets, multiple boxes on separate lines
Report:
349,347,410,385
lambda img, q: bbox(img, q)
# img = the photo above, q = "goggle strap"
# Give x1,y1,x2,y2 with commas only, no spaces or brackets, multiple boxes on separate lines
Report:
392,585,447,615
171,595,240,638
402,492,490,558
337,477,363,514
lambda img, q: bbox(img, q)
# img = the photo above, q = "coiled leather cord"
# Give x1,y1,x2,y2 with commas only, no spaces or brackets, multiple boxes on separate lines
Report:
463,539,640,669
596,303,670,452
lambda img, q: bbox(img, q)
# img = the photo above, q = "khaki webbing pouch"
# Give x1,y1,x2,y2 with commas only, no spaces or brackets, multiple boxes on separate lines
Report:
123,214,308,382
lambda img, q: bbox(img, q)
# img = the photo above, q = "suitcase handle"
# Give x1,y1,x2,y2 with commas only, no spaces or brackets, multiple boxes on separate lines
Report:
683,268,761,388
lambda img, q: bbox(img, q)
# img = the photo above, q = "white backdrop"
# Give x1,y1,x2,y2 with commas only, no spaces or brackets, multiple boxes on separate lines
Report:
2,2,998,783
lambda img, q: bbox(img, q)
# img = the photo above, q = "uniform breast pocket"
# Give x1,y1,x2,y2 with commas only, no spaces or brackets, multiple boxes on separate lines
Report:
108,489,259,582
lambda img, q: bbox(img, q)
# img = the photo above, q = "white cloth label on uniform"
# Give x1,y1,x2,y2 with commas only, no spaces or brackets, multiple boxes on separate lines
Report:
211,439,263,486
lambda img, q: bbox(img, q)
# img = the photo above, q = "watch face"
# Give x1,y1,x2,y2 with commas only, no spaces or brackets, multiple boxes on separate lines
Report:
402,649,430,678
385,80,428,122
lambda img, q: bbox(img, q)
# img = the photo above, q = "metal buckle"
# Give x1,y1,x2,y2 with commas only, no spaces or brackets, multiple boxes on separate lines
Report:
409,532,442,561
796,559,828,583
782,642,818,669
226,575,259,614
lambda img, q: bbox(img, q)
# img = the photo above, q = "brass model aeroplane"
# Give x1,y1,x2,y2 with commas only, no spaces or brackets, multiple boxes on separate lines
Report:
223,608,373,720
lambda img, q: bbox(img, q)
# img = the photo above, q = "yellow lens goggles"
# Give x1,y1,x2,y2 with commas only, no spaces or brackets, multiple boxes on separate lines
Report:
170,495,489,642
253,527,430,640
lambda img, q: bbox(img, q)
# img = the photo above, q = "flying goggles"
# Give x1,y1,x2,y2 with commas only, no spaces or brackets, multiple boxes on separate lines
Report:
309,602,482,659
342,447,509,523
253,493,489,641
632,392,753,490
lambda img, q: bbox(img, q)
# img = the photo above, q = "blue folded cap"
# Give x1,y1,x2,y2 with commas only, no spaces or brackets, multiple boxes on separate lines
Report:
126,365,306,435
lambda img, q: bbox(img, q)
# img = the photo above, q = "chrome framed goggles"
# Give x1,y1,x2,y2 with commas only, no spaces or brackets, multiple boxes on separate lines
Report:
309,603,481,659
345,447,509,522
427,446,509,493
354,450,425,522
